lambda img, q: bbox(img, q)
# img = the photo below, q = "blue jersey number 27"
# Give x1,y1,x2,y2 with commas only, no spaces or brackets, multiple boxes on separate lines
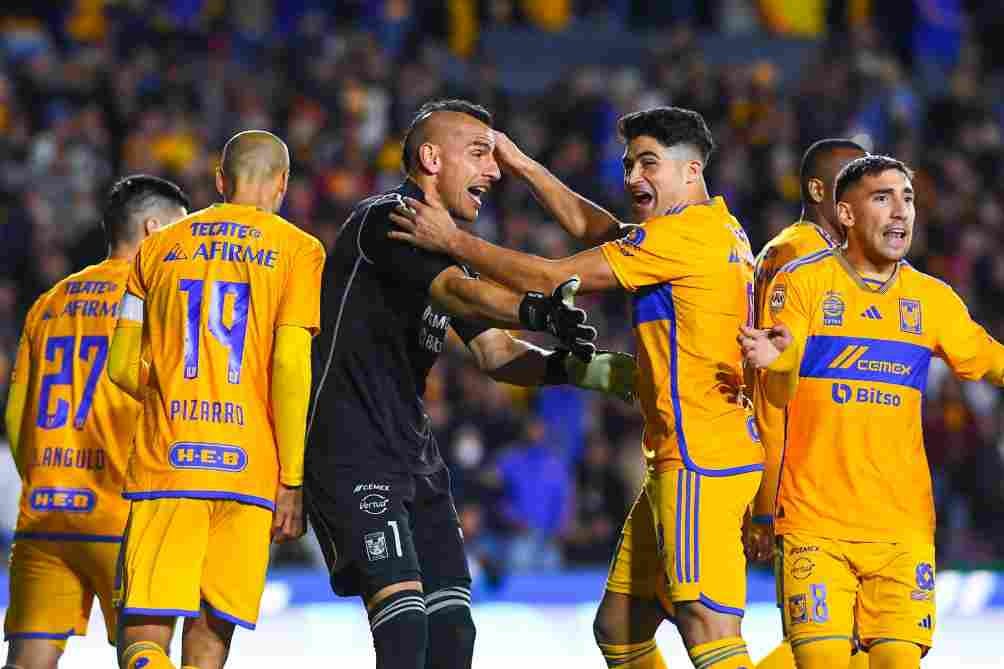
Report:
178,279,250,384
37,335,108,430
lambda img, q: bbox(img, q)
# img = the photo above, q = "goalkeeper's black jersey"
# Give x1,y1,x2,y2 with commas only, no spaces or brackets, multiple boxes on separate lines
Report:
306,180,487,476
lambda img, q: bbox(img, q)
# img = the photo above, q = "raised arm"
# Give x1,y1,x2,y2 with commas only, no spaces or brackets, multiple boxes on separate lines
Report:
494,131,627,245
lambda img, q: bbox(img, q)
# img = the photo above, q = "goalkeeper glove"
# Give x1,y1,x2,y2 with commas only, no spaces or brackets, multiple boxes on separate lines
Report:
519,276,597,361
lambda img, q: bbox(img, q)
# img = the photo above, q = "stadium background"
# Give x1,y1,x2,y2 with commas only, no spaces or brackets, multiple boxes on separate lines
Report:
1,1,1003,666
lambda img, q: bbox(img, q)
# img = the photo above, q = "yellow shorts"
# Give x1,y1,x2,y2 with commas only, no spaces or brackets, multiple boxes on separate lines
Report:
777,532,936,652
116,498,272,630
5,538,121,648
606,469,760,616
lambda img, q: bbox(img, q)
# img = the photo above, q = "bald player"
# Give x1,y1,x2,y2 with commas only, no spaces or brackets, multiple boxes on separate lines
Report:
746,139,867,669
108,131,325,669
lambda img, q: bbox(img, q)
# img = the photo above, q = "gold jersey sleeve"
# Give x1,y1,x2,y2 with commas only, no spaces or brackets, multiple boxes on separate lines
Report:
766,251,1004,542
123,204,324,511
14,259,139,541
599,198,762,474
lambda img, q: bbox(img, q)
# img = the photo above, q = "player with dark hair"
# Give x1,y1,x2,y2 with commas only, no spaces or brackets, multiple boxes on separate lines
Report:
108,131,324,669
742,155,1004,668
4,175,188,669
747,138,867,669
305,98,632,669
390,106,761,669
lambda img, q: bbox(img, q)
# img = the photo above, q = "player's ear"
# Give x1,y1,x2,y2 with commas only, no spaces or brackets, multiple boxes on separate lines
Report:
418,143,441,175
143,217,160,236
685,159,702,184
807,177,825,204
215,166,226,199
836,200,854,229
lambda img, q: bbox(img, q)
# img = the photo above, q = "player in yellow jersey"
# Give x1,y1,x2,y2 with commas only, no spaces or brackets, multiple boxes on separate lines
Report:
107,131,324,669
741,155,1004,668
747,139,866,669
390,107,762,669
4,175,189,669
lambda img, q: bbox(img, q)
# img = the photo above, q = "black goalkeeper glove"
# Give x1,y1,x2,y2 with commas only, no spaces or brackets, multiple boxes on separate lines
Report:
518,276,597,362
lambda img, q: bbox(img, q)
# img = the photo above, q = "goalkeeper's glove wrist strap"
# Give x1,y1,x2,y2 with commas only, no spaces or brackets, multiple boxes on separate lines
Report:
544,349,571,385
518,292,549,332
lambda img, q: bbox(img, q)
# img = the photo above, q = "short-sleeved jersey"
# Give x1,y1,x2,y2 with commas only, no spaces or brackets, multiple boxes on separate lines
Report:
12,259,138,540
599,197,763,474
306,180,487,477
123,203,324,511
752,221,837,511
766,249,1004,542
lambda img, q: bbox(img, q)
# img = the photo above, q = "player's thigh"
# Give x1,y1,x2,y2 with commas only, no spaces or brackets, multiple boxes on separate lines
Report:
199,500,273,631
776,532,857,651
307,468,421,602
70,540,124,646
412,467,470,595
648,469,759,616
856,541,935,653
5,539,89,647
117,498,211,619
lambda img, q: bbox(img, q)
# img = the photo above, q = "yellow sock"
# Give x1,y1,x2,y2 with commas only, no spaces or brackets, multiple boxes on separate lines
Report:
689,636,753,669
598,639,668,668
755,641,794,668
121,641,177,669
867,639,921,669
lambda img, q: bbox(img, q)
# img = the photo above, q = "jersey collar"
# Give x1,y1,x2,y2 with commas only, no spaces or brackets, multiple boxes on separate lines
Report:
398,179,426,203
834,248,900,293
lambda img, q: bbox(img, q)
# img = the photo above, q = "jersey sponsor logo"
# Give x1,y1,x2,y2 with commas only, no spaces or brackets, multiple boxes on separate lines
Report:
790,545,818,555
364,531,388,561
189,221,262,239
916,562,935,591
64,280,116,295
861,305,882,320
360,494,389,515
419,304,450,353
168,442,248,472
353,483,390,494
192,240,278,267
29,487,96,513
821,291,844,326
770,284,786,312
899,298,922,334
827,345,913,376
801,336,931,392
831,382,902,406
164,243,189,262
790,557,815,580
61,299,119,318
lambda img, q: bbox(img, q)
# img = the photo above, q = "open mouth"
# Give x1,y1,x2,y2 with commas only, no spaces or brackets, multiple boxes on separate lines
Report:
883,227,908,241
631,191,654,207
467,185,488,207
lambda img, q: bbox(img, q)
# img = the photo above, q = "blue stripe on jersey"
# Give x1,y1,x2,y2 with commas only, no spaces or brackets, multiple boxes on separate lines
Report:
633,283,763,477
799,335,932,392
122,490,276,511
13,531,123,543
778,248,832,275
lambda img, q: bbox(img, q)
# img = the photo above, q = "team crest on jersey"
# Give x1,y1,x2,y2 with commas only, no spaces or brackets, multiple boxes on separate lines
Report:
899,298,922,335
822,291,844,327
770,284,786,313
788,594,808,625
616,227,646,256
364,531,388,561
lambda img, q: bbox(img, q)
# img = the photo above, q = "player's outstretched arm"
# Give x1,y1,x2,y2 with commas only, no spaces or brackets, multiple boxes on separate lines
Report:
270,324,311,543
493,131,626,245
465,328,635,402
430,268,597,360
391,195,620,296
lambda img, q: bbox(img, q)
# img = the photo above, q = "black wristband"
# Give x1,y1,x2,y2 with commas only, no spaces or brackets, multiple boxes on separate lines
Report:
518,291,549,332
543,349,571,384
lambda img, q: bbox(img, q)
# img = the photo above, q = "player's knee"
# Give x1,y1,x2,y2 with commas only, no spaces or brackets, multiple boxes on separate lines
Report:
673,599,741,648
6,638,62,669
790,637,853,669
593,591,663,646
866,639,922,669
368,589,427,669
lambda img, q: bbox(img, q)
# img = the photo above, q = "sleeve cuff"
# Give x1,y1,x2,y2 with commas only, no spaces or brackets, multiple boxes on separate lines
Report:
767,342,799,372
751,515,774,526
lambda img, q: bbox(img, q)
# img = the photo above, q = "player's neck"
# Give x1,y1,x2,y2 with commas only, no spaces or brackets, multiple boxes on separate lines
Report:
226,187,277,212
800,207,841,242
108,244,138,262
843,245,897,282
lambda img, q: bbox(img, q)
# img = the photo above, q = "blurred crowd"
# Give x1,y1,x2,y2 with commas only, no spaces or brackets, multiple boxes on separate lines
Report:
1,1,1003,576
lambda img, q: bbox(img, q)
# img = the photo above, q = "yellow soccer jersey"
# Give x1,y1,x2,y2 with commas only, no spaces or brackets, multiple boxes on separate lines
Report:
600,197,763,474
12,259,137,541
751,221,837,518
122,203,324,510
766,249,1004,542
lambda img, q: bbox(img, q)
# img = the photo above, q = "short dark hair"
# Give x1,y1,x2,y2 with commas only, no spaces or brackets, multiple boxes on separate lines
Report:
616,107,714,163
834,155,914,202
102,175,189,248
401,99,493,173
800,138,867,201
